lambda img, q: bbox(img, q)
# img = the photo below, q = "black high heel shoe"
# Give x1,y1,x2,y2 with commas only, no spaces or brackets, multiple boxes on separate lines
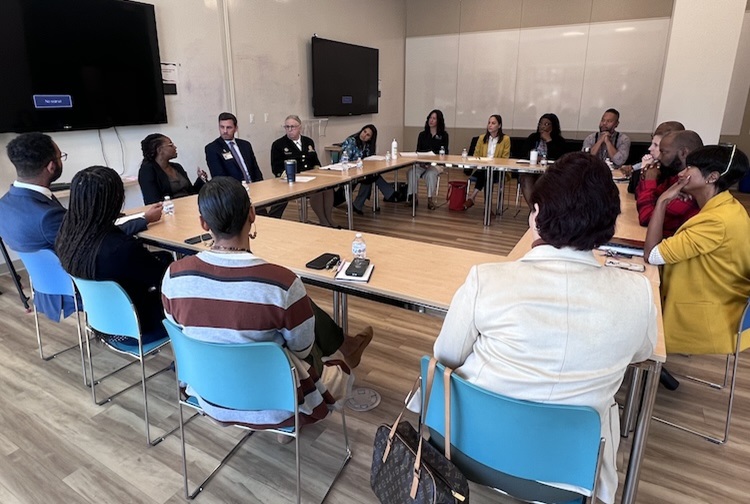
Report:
660,367,680,391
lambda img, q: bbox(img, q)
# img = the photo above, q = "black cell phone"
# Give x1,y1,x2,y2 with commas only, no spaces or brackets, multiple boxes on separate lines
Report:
345,258,370,277
184,233,212,245
306,253,340,270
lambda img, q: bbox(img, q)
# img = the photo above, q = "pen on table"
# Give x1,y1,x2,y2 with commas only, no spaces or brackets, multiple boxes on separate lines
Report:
334,260,345,275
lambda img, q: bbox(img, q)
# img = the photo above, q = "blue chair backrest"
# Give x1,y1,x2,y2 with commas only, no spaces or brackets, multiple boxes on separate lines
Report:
164,319,297,412
71,277,140,339
739,298,750,334
17,249,75,297
420,356,601,493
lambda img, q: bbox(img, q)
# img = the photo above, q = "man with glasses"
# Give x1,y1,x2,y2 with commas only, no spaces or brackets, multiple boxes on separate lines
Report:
270,115,340,227
0,132,159,317
636,130,704,237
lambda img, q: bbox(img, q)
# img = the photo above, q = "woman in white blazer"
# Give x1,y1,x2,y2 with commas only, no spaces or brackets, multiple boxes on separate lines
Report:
434,152,657,504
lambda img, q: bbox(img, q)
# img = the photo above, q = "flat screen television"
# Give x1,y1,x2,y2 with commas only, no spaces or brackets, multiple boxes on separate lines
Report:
311,37,379,117
0,0,167,133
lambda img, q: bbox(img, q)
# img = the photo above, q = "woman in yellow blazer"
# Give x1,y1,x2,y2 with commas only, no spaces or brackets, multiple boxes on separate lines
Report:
465,114,511,209
645,145,750,385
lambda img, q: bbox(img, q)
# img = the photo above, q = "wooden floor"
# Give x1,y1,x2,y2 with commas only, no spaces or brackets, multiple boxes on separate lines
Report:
1,177,750,503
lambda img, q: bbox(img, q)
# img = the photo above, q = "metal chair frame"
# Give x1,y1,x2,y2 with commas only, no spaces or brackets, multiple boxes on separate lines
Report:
72,276,174,446
17,249,87,385
652,300,748,444
165,319,351,502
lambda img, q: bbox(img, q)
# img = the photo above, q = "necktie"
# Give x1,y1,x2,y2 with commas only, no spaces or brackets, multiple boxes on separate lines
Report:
228,141,251,182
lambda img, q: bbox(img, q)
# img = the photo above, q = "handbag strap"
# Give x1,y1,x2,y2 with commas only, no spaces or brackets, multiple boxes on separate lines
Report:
411,358,454,498
382,375,421,463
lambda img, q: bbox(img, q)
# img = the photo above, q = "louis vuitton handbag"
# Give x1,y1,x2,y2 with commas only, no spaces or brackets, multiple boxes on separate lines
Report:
370,358,469,503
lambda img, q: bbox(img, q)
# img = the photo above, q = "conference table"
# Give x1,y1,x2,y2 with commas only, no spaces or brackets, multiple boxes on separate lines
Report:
135,179,664,503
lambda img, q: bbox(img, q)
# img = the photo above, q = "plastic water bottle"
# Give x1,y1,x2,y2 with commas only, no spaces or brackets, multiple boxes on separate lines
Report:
340,151,349,166
540,154,548,167
352,233,367,259
385,151,391,162
461,148,468,160
391,138,398,159
529,149,538,166
163,195,175,216
356,157,363,170
439,146,446,158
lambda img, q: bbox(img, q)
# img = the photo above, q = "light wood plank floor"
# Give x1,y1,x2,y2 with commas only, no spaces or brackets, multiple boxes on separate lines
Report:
1,178,749,503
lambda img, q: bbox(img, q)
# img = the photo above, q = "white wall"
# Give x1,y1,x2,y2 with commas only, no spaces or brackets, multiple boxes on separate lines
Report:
657,0,746,143
0,0,406,207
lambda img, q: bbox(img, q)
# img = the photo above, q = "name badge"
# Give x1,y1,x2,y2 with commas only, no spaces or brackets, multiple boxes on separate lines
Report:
222,151,233,160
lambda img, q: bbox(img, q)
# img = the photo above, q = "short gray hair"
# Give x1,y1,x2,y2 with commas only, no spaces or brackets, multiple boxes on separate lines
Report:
285,115,302,125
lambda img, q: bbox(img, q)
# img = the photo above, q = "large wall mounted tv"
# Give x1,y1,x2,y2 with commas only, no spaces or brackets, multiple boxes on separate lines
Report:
0,0,167,134
311,37,379,117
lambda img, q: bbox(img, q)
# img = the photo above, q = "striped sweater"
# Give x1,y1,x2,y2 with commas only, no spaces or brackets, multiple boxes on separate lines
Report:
161,251,338,428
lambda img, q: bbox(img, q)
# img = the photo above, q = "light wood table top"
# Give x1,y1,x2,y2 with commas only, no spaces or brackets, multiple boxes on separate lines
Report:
139,214,505,313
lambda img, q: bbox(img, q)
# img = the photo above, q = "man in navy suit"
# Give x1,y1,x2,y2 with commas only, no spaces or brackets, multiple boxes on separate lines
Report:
204,112,264,183
0,133,161,319
205,112,285,217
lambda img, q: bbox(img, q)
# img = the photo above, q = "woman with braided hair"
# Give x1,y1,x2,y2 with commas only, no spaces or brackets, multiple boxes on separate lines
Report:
138,133,207,205
56,166,171,343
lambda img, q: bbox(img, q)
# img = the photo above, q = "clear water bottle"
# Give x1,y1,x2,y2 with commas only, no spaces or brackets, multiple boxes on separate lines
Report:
340,151,349,166
391,138,398,159
461,148,468,160
385,151,391,162
439,146,446,158
540,154,548,166
356,157,363,170
163,195,175,216
352,232,367,259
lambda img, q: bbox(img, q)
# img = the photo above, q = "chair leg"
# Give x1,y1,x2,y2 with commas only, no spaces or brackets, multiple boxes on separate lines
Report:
653,351,740,444
319,406,353,503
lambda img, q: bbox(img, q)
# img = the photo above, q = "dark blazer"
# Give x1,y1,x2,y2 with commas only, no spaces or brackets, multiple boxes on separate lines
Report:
138,160,204,205
204,137,264,182
522,133,567,160
270,135,322,177
94,228,170,338
416,130,449,155
0,184,147,321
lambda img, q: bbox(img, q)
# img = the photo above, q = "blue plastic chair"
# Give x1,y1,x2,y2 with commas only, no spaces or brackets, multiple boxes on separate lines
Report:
653,297,750,444
16,249,86,385
71,276,173,446
164,319,352,502
420,356,604,504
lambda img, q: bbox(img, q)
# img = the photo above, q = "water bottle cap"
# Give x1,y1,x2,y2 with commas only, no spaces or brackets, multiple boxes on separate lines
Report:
355,233,362,238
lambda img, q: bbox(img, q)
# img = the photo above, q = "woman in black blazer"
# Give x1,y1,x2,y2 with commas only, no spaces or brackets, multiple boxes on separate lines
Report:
138,133,207,205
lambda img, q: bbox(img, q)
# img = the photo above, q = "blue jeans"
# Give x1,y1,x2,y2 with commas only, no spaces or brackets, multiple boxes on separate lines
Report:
353,176,395,211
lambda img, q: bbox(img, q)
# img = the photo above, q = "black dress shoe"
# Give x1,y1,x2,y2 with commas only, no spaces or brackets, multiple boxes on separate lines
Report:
660,367,680,391
352,206,364,216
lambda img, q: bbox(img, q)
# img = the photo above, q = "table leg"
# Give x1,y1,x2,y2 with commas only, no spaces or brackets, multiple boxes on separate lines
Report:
345,182,354,230
333,291,341,325
0,237,30,310
412,167,417,218
340,293,349,335
496,170,505,216
621,360,661,504
621,366,644,438
484,167,493,226
372,181,379,213
300,196,308,223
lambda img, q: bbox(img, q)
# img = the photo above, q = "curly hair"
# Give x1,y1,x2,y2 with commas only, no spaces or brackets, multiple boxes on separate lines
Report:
6,132,57,178
530,152,621,250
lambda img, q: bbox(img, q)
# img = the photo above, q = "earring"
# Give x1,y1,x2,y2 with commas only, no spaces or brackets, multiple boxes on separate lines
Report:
249,222,257,240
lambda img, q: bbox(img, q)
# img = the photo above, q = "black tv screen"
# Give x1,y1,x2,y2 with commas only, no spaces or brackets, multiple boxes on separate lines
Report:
0,0,167,133
311,37,379,117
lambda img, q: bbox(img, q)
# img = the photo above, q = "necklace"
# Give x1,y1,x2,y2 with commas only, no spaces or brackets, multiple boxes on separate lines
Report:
210,244,251,253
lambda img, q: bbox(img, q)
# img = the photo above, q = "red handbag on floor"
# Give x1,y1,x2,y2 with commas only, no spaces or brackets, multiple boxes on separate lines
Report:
446,181,468,211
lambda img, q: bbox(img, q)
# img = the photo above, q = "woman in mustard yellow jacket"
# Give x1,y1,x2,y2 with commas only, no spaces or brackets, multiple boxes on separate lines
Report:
465,114,511,209
645,145,750,386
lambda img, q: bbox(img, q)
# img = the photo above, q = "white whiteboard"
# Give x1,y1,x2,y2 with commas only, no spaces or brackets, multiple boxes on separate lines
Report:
405,18,671,134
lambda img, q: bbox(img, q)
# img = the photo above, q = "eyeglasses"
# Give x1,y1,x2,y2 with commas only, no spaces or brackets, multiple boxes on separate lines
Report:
58,152,68,162
283,124,300,130
719,144,737,176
